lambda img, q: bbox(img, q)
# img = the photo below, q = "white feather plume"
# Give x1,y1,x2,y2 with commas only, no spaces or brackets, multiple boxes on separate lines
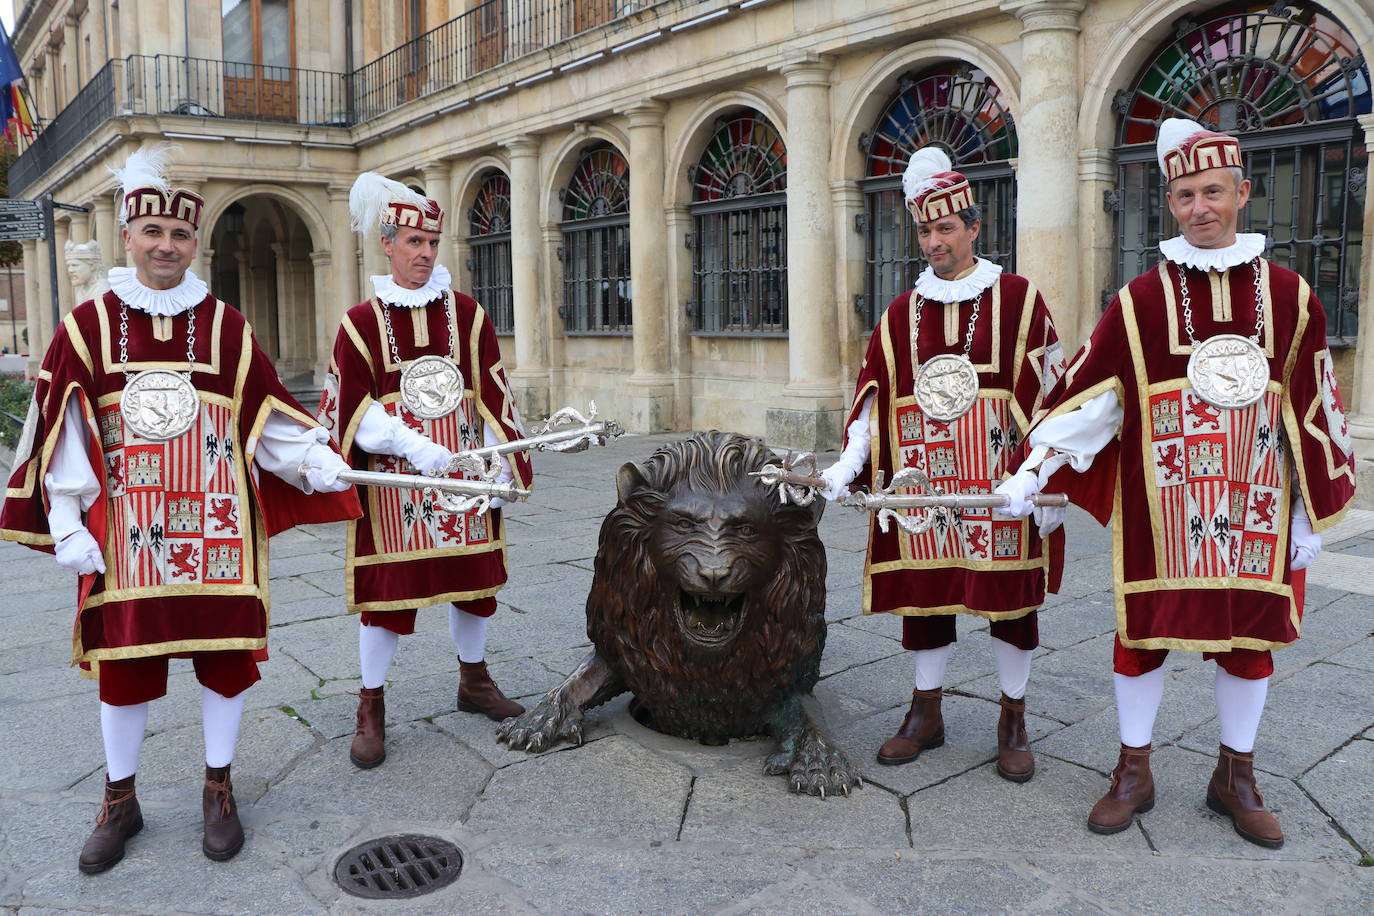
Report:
1156,117,1207,173
349,172,430,236
902,146,954,202
108,142,175,195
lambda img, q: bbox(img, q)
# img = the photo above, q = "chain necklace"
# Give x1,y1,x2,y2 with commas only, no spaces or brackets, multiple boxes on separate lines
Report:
911,292,982,422
1179,257,1269,410
117,300,201,441
383,290,466,420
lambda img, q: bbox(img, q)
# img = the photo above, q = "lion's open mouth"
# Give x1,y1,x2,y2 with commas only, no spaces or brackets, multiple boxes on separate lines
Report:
675,590,747,647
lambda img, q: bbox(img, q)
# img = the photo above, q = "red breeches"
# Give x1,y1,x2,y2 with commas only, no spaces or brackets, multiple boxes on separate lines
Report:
98,650,261,706
1112,635,1273,680
901,611,1039,651
359,597,498,635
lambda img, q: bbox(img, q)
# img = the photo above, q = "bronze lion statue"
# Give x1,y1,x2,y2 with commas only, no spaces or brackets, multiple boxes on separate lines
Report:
497,431,860,796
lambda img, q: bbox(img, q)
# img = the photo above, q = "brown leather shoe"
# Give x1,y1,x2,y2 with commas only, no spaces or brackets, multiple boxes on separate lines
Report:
996,693,1035,783
876,687,945,766
458,660,525,722
78,774,143,874
1088,743,1155,834
202,765,245,861
1206,743,1284,849
350,686,386,769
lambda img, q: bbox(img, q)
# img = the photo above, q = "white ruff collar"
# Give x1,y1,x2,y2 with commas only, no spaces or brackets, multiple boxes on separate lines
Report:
1159,233,1266,272
370,263,452,307
914,258,1002,303
108,267,209,316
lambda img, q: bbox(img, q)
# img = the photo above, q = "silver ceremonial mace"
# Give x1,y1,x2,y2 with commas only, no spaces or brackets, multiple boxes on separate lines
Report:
445,401,625,476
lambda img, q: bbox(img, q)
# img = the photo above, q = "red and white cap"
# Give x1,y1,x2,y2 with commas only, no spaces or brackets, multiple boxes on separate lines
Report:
109,143,205,228
902,147,975,223
1157,117,1243,182
349,171,444,235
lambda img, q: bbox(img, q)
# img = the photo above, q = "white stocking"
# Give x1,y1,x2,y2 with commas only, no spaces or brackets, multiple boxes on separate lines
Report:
201,687,245,768
359,622,399,689
911,644,953,691
1114,668,1165,748
1214,668,1268,754
100,701,149,782
992,637,1033,700
450,606,489,664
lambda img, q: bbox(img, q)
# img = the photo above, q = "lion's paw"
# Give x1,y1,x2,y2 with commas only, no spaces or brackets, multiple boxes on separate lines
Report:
495,694,585,753
764,730,862,798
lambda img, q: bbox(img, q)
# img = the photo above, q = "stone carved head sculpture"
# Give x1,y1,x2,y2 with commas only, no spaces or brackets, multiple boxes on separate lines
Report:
64,239,109,305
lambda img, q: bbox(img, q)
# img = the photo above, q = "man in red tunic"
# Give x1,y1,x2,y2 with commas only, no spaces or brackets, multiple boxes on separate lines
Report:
0,145,360,872
319,172,533,769
820,147,1066,780
998,119,1354,848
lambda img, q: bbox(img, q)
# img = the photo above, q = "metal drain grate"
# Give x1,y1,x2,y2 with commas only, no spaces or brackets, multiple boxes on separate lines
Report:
334,834,463,899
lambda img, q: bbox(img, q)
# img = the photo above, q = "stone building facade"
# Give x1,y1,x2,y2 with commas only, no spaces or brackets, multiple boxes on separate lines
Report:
8,1,1374,499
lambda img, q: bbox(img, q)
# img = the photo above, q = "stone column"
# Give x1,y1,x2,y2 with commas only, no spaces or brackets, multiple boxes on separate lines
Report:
53,218,73,319
1000,1,1088,339
421,160,455,276
831,178,867,386
21,240,41,374
33,236,54,362
625,99,673,432
448,159,470,292
505,135,549,418
177,181,210,280
1076,148,1116,351
770,54,843,451
325,185,360,354
310,250,332,383
1345,113,1374,502
92,196,120,269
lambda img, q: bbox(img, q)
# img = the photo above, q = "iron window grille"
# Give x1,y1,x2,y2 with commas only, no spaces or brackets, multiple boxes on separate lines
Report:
859,63,1018,331
467,170,515,334
1110,1,1371,346
560,144,632,334
689,111,789,335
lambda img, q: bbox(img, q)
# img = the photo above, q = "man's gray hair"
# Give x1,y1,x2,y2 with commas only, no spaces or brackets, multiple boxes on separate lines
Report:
955,204,982,229
1227,166,1245,190
379,221,399,242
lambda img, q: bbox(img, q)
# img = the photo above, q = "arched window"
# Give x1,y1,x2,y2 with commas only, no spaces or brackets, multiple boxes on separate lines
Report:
688,110,788,334
1112,1,1371,343
467,170,514,334
859,63,1018,329
559,144,631,333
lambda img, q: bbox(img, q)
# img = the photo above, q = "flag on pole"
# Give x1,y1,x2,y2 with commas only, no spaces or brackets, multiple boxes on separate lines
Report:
0,22,35,140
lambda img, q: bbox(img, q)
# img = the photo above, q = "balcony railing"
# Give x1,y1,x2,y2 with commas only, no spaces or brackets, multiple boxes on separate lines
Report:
10,59,117,193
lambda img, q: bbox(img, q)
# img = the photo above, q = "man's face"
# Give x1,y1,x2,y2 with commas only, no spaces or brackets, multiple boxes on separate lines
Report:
382,227,442,289
1166,168,1251,250
914,211,980,279
123,216,197,290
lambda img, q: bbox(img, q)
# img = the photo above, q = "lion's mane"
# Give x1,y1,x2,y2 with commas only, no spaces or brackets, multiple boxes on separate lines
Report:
585,431,828,740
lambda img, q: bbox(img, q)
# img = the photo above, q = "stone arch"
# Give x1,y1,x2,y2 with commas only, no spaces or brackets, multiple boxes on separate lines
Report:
199,183,330,252
832,38,1023,184
454,154,512,220
667,89,788,209
543,125,631,229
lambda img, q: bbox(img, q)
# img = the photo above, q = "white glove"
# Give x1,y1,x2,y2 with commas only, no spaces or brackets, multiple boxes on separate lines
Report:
819,463,856,502
1033,504,1066,537
301,444,353,494
994,469,1039,519
1290,509,1321,571
401,436,454,478
55,528,105,575
488,470,515,511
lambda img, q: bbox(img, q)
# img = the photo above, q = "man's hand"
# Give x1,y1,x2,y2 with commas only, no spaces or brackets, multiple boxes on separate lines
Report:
488,469,515,511
1290,510,1321,571
403,438,455,478
818,464,856,502
301,444,354,494
1033,504,1066,537
994,468,1039,518
55,529,105,575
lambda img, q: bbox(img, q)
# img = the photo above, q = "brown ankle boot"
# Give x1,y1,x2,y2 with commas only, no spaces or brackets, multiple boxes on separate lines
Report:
457,660,525,722
877,687,945,766
996,693,1035,783
202,765,244,861
1206,743,1284,849
78,774,143,874
1088,743,1155,834
350,686,386,769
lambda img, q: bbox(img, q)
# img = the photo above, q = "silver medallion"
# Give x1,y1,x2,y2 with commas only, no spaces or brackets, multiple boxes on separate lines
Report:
120,368,199,441
400,354,465,419
1186,333,1268,410
915,353,980,421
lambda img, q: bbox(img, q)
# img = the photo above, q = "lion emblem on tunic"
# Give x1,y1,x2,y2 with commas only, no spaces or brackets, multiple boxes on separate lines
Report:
498,431,860,796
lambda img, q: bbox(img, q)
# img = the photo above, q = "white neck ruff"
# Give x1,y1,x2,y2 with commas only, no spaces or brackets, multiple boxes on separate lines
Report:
108,267,209,316
914,258,1002,303
1159,233,1266,272
370,263,452,307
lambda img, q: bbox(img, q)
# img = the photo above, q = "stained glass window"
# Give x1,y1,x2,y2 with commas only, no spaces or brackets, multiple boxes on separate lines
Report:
560,144,631,333
689,111,788,333
1112,1,1369,342
467,170,514,334
860,64,1018,329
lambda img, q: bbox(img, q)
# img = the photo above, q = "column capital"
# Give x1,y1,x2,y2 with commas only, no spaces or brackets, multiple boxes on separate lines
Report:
1077,148,1115,183
1360,113,1374,151
91,196,115,212
309,250,331,267
420,160,451,184
778,53,833,87
999,0,1087,32
326,183,353,201
503,135,540,157
623,98,667,128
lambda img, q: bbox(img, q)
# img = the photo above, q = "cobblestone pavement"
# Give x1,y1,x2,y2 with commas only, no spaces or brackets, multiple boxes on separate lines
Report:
2,433,1372,914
